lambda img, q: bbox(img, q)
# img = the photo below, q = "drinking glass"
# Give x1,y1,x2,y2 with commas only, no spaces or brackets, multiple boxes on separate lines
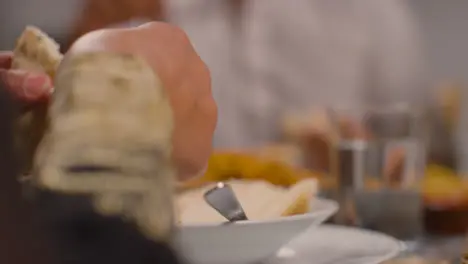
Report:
327,103,427,239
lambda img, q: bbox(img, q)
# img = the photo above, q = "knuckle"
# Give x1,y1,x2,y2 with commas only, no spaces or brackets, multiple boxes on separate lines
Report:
141,22,191,45
138,21,162,30
169,25,191,46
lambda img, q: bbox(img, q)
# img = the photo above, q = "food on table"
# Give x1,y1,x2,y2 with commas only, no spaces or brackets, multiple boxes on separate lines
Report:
250,143,304,167
176,179,317,224
180,152,318,190
12,26,63,174
422,164,468,235
384,256,449,264
422,165,468,204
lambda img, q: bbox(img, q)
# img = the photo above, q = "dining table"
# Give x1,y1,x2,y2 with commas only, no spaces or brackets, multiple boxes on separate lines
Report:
393,235,466,263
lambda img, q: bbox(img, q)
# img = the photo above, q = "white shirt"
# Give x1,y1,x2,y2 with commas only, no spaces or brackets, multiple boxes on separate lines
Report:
167,0,426,148
1,0,426,149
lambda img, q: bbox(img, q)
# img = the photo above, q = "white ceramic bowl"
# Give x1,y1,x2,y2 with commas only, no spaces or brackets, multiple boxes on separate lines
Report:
174,198,338,264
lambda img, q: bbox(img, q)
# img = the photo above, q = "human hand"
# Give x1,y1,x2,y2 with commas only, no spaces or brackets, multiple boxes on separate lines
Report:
298,113,370,172
67,22,217,180
0,52,53,103
298,113,404,182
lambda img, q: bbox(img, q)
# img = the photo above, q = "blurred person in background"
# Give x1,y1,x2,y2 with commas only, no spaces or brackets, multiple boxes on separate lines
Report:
1,0,427,172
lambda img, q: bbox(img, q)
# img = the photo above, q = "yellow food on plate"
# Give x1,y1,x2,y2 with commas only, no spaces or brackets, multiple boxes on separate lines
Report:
250,144,304,167
422,164,468,199
180,152,318,190
176,179,317,225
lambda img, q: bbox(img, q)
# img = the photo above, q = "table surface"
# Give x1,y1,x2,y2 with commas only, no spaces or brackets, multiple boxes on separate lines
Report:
395,235,465,263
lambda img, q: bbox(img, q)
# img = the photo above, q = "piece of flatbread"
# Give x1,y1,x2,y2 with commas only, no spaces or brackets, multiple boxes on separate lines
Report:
12,26,63,76
14,26,176,242
34,52,176,242
12,26,63,175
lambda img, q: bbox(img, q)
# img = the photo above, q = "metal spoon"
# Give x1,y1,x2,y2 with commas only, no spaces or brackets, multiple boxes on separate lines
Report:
203,182,248,222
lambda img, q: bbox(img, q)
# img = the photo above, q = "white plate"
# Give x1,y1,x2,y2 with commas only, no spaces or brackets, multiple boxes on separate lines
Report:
270,225,404,264
175,198,338,264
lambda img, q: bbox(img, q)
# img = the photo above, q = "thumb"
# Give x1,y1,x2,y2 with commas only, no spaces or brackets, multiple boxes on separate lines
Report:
0,69,53,102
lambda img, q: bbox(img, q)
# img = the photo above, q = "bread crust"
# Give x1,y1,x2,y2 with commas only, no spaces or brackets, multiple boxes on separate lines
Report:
35,52,175,242
12,26,63,175
12,26,62,76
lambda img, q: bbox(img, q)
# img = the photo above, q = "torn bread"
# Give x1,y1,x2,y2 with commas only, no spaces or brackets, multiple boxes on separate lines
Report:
12,26,63,76
34,52,175,242
176,179,317,225
12,26,63,175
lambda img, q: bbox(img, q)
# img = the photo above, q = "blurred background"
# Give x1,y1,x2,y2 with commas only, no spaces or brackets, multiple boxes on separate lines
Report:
2,0,468,263
411,0,468,86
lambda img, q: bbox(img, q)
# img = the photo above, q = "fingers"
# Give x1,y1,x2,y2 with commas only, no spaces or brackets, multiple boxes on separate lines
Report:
384,147,406,185
339,118,371,140
0,69,53,102
0,51,53,102
0,51,13,69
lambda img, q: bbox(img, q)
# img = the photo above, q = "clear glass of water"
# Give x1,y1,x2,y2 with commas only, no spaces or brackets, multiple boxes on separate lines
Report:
327,103,427,239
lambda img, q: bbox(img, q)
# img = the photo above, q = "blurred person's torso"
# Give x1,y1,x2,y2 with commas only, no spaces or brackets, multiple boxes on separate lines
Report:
0,0,423,149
